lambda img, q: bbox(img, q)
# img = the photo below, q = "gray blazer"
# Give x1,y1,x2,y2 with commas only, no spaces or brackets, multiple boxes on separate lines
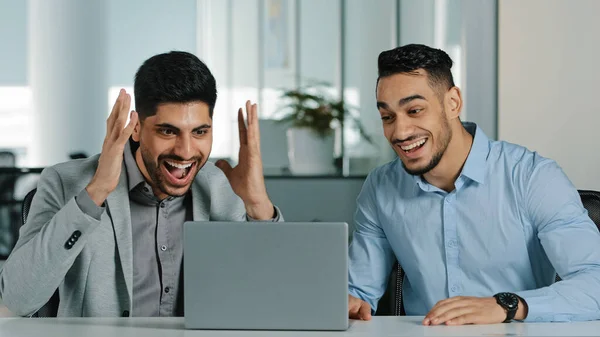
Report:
0,155,282,316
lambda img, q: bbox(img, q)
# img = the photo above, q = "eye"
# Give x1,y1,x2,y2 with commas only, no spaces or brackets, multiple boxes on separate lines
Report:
381,115,394,123
408,108,423,115
194,129,208,136
159,128,175,135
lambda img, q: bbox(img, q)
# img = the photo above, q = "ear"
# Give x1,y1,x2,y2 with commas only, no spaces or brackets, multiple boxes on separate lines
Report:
131,113,142,142
444,87,462,120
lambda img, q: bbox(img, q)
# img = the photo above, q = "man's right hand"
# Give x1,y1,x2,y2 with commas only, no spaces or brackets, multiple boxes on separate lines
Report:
348,295,372,321
86,89,138,206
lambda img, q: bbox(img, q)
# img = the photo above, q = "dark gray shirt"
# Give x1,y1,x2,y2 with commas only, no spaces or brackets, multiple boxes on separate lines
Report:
123,142,190,317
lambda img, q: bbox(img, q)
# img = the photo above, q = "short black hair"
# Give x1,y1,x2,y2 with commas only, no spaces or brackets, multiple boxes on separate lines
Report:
134,51,217,119
377,44,455,95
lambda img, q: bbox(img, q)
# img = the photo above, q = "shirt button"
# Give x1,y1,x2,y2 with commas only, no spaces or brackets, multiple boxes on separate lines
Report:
164,287,170,293
143,187,149,192
160,203,166,208
161,245,167,251
451,285,459,292
448,240,457,248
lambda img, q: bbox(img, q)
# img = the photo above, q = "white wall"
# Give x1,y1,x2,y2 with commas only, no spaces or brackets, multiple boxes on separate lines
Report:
499,0,600,190
107,0,197,86
0,0,27,85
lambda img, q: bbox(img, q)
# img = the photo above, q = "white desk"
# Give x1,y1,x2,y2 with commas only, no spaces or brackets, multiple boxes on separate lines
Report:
0,316,598,336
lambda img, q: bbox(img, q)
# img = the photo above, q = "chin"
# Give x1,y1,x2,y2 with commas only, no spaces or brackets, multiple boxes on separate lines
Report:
401,159,435,176
161,184,193,198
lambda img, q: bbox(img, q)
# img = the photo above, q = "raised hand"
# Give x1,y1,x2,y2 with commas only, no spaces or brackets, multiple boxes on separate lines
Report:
348,295,372,321
215,101,274,220
86,89,138,206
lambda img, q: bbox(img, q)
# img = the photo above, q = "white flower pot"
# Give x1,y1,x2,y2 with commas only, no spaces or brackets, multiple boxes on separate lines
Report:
286,127,335,175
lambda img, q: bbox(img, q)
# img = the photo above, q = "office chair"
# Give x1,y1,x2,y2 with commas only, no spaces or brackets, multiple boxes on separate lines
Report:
375,189,600,316
0,151,18,259
21,188,60,317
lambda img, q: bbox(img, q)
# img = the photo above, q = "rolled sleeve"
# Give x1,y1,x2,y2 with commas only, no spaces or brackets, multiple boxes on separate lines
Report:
246,205,283,222
75,189,105,221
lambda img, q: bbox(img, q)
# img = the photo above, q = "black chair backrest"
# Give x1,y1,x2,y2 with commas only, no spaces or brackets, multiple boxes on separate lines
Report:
19,188,59,317
376,189,600,316
579,190,600,230
22,188,36,226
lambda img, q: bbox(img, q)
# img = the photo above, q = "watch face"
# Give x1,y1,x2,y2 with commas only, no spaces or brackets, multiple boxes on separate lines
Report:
498,293,518,309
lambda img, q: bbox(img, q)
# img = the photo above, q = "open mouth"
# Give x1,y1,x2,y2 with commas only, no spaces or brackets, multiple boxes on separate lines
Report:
161,160,196,186
400,138,427,154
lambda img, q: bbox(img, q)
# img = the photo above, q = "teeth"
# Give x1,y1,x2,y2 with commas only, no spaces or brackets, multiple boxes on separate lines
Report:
401,139,426,151
166,161,192,169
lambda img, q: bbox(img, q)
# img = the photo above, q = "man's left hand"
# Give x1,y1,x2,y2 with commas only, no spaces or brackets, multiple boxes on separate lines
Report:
423,296,524,326
216,100,274,220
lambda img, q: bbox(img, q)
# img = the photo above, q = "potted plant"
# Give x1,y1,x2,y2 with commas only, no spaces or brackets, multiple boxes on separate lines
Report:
274,83,373,175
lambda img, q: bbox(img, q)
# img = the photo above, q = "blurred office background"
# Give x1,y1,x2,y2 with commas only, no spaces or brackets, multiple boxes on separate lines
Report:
0,0,598,258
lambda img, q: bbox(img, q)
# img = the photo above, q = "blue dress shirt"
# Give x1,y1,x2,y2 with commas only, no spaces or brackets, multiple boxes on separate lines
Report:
349,122,600,322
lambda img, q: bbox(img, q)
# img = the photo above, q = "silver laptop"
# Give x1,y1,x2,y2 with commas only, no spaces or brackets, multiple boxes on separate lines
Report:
183,221,349,331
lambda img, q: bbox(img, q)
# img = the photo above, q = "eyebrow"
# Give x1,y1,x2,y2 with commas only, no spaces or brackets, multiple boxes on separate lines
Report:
155,123,212,132
192,124,211,132
377,94,427,110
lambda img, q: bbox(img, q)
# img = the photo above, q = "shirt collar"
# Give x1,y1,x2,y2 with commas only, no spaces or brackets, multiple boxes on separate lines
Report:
124,140,147,192
460,122,490,185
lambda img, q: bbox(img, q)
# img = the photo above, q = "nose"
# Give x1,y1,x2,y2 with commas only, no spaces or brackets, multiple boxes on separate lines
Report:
390,114,415,142
172,134,194,160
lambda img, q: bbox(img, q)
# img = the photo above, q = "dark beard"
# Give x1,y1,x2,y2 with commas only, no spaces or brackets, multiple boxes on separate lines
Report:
139,145,202,198
402,150,445,176
401,111,452,176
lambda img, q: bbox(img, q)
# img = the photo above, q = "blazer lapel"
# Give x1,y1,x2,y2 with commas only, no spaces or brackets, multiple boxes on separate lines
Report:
191,178,210,221
106,165,133,305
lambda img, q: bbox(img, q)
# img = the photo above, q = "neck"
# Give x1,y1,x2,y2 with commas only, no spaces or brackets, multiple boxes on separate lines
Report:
422,123,473,192
135,148,168,200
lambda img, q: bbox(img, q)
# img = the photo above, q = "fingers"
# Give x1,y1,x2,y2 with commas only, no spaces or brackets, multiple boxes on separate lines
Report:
431,306,474,325
251,102,261,145
113,92,132,132
348,296,372,321
238,108,247,145
120,111,138,142
358,301,372,321
215,159,233,178
243,100,261,152
348,304,361,320
446,314,479,326
424,297,469,325
107,89,132,141
107,89,124,130
246,100,253,126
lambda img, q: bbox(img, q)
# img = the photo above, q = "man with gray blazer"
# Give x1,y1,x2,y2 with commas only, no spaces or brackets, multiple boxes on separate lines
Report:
0,51,283,317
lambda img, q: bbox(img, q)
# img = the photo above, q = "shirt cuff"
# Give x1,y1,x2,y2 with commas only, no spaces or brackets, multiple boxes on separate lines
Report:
246,205,281,222
348,287,378,314
75,189,105,221
515,288,567,322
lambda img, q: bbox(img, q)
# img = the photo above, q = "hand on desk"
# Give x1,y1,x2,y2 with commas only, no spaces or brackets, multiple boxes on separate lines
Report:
423,296,527,326
348,295,372,321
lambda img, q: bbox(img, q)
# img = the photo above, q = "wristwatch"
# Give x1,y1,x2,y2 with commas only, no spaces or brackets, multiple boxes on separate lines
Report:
493,292,519,322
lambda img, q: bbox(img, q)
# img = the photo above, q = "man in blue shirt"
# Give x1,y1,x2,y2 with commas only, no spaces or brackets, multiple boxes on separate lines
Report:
347,44,600,325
